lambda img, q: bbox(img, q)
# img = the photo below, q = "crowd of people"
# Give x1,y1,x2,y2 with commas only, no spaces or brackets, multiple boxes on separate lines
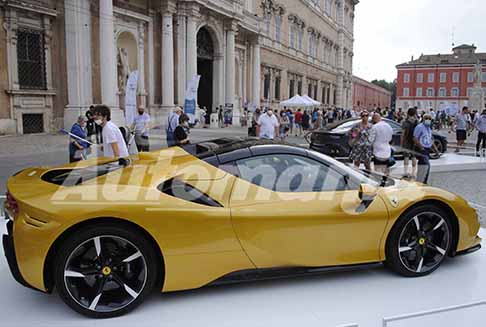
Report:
67,101,486,186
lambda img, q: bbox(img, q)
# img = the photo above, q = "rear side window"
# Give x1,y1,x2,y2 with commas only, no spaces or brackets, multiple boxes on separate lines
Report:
158,179,222,207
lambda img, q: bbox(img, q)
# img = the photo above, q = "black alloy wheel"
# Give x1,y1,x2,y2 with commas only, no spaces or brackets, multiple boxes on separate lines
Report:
55,224,159,318
385,205,452,277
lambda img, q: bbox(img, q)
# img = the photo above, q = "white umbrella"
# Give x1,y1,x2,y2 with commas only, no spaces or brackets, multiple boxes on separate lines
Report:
279,95,314,107
302,94,321,106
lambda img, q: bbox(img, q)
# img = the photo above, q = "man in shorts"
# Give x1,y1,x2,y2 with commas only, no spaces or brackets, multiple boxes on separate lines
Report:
455,106,470,152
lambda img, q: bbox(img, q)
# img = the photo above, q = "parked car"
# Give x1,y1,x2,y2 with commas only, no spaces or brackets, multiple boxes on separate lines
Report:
307,118,448,160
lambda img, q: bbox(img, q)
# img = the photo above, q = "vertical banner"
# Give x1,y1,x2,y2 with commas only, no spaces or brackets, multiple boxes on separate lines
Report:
125,70,139,126
184,75,201,123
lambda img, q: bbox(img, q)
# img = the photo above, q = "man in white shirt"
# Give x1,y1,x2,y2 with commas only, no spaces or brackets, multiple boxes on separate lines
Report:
166,107,182,147
93,105,129,158
256,108,279,140
370,113,393,175
131,107,151,152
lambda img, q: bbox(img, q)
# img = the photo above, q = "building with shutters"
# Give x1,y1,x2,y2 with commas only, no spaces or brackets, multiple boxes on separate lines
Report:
396,44,486,112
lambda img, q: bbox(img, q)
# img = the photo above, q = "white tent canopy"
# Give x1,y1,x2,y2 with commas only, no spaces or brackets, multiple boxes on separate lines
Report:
279,95,314,107
302,94,321,106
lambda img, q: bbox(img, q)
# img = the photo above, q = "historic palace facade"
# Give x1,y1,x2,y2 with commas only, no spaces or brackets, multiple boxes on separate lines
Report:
0,0,358,134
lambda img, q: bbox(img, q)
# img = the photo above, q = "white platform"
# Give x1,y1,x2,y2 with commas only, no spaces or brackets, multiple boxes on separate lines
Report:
390,153,486,174
0,222,484,327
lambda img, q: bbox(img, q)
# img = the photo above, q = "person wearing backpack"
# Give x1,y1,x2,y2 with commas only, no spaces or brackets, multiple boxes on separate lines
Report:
401,107,418,178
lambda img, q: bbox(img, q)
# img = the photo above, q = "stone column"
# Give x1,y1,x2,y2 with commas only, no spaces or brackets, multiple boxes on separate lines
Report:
176,13,187,105
137,21,146,109
336,0,346,108
186,12,198,86
330,84,335,105
63,0,92,129
225,22,238,125
148,12,155,109
161,11,175,108
252,39,261,108
99,0,122,124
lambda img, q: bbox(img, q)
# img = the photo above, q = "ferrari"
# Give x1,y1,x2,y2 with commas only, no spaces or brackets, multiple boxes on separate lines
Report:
2,137,481,318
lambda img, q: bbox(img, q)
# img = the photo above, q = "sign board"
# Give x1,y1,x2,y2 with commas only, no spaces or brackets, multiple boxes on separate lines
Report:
125,70,139,126
184,75,201,123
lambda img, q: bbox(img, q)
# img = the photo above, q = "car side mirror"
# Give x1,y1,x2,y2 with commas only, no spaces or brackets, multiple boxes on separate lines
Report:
359,184,378,202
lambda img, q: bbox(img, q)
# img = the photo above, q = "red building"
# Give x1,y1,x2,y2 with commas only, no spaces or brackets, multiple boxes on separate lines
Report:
352,76,392,110
396,44,486,112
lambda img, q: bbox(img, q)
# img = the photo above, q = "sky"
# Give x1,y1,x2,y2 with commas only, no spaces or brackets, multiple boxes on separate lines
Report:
353,0,486,82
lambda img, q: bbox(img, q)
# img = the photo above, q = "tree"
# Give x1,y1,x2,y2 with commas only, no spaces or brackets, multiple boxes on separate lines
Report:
371,79,397,108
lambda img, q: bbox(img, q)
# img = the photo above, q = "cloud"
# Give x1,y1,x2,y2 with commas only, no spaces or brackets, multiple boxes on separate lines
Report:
353,0,486,81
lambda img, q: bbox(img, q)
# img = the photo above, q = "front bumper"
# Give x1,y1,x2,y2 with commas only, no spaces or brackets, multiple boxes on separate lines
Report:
2,220,37,290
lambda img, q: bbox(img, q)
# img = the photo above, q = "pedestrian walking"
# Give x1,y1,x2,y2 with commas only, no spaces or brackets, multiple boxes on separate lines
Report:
69,116,90,163
302,110,310,131
474,109,486,156
256,108,279,140
166,107,182,147
349,111,372,170
279,110,290,141
414,114,439,184
294,108,303,136
131,107,151,152
370,113,393,175
93,105,129,158
286,108,294,135
401,107,418,178
218,105,224,128
455,106,471,152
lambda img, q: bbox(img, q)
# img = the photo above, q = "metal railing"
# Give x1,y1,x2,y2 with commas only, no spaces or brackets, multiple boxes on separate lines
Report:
382,300,486,327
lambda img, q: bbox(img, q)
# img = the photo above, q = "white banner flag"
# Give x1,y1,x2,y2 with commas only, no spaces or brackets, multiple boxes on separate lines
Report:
125,70,139,126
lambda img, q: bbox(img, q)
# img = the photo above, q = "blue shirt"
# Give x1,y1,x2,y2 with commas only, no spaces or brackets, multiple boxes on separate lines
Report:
70,123,88,148
69,123,88,156
413,123,433,148
474,114,486,133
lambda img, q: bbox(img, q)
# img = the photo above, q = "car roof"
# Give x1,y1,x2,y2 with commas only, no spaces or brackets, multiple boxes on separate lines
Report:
181,137,307,162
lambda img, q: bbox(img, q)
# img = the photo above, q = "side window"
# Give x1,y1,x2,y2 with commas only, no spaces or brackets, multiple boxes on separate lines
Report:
235,154,349,192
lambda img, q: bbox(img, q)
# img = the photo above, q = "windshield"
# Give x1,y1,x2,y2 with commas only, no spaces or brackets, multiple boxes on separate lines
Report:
309,150,381,187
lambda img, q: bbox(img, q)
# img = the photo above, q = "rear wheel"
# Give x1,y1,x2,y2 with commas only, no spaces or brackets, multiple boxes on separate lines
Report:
385,205,452,277
430,139,443,159
54,224,159,318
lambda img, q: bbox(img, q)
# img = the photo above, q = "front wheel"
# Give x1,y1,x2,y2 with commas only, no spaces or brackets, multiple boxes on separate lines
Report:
54,224,159,318
385,205,452,277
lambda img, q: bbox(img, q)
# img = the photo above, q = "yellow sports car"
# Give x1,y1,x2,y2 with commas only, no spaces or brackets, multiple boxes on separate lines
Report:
2,138,481,318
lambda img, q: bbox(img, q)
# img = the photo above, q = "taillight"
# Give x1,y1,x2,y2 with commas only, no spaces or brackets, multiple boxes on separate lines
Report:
6,192,19,216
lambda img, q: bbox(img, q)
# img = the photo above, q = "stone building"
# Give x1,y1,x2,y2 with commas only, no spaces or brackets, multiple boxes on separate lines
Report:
0,0,358,135
353,76,392,110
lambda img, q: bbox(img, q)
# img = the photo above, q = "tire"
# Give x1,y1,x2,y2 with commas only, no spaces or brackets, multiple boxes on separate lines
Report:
54,223,159,318
429,139,443,160
385,205,452,277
